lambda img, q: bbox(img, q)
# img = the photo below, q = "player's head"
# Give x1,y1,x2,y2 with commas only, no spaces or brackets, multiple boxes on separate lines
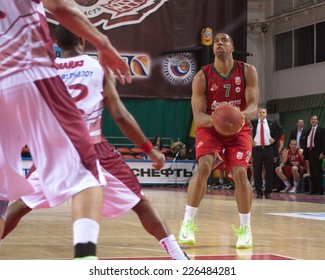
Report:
213,33,234,56
257,107,267,120
55,24,83,50
289,139,297,150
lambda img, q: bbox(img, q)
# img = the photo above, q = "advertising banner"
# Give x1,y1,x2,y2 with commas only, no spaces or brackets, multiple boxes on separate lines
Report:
22,159,196,185
47,0,247,99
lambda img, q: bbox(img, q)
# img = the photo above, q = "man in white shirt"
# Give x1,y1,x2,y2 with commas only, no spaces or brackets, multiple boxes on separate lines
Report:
251,108,284,199
288,119,306,148
302,115,325,195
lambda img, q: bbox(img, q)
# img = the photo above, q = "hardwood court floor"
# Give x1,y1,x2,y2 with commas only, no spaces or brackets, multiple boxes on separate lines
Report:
1,187,325,260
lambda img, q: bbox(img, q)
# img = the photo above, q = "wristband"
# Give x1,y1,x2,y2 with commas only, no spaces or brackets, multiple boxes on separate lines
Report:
140,139,153,154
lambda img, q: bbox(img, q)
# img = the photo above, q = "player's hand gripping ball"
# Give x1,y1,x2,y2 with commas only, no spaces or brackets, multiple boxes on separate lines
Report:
212,104,245,136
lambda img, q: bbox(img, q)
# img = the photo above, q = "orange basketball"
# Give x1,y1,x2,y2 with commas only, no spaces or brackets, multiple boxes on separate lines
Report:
212,104,244,136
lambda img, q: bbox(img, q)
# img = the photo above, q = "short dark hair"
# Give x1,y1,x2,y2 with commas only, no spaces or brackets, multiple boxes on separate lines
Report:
55,24,80,50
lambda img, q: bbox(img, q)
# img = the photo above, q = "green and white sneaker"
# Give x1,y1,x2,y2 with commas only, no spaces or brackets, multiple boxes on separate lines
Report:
231,224,253,249
178,220,198,245
74,256,98,260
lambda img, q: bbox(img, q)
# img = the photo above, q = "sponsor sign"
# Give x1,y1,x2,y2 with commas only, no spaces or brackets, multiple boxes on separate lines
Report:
22,159,195,185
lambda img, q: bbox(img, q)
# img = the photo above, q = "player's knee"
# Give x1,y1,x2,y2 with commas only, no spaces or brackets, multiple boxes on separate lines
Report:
232,166,247,182
132,196,152,214
292,166,298,172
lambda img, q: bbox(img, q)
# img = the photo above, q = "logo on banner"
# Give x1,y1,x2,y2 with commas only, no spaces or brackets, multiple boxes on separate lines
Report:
57,48,150,77
163,53,196,85
124,55,150,77
47,0,169,30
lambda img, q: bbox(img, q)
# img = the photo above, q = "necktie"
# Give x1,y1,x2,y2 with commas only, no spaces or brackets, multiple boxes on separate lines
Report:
309,127,315,150
260,120,265,147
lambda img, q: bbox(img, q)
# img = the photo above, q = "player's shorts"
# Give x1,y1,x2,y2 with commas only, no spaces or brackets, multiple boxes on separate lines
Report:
284,165,304,179
94,140,144,198
0,73,105,203
195,123,252,176
22,164,140,218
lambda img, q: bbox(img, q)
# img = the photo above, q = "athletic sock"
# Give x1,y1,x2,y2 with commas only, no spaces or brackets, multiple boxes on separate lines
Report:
239,212,251,226
284,181,291,187
183,205,198,222
73,218,99,258
159,234,188,260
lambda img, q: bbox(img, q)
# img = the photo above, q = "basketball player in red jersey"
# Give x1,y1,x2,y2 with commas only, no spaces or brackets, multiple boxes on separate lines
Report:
277,139,308,193
2,25,189,260
178,33,259,249
0,0,130,259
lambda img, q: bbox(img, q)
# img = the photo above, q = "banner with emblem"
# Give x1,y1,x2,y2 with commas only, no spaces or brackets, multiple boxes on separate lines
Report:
47,0,247,99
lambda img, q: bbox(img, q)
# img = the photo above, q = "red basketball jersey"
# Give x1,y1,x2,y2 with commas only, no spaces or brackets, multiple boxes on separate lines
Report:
202,60,247,114
287,149,305,167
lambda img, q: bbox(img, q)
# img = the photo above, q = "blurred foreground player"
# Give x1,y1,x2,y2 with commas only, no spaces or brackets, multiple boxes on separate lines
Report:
2,25,189,260
0,0,131,259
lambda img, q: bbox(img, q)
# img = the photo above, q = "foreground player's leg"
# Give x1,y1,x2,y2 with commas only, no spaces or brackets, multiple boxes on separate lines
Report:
72,186,103,259
133,197,189,260
0,200,9,241
1,199,32,239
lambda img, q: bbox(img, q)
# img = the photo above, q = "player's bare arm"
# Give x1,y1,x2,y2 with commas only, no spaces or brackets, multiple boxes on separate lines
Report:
279,153,288,168
103,75,164,170
43,0,131,85
191,70,213,128
242,63,259,121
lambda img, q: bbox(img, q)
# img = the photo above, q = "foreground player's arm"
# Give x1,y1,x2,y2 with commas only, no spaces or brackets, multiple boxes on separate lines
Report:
191,70,213,128
242,63,259,121
103,74,164,170
42,0,131,84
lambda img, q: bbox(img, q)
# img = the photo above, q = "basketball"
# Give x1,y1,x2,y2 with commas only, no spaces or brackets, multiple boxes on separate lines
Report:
212,104,244,136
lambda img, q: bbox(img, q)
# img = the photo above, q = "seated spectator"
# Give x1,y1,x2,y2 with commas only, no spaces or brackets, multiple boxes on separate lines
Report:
152,136,163,151
176,145,188,160
171,141,184,154
276,139,308,193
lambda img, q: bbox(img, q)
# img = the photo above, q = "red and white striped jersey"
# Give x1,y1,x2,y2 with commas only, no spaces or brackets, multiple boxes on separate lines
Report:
0,0,57,90
56,55,105,141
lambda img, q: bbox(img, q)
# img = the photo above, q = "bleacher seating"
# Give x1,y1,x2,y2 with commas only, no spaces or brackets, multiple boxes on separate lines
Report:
104,136,181,160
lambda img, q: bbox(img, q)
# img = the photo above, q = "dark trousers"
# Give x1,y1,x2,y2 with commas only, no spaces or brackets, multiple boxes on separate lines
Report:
308,148,323,194
253,146,274,195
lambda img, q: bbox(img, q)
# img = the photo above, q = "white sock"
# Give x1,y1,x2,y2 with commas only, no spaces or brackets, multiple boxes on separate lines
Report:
293,181,299,187
184,205,198,222
159,234,188,260
239,212,251,226
284,181,291,187
73,218,99,245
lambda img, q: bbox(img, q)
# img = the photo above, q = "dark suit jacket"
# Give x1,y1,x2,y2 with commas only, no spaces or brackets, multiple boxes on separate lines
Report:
302,126,325,160
251,118,284,157
288,127,307,148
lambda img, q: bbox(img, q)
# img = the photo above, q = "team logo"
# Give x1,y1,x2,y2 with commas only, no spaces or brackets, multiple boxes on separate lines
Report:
46,0,169,30
235,86,241,93
163,53,196,85
210,83,218,91
196,141,203,149
235,76,241,85
124,55,150,77
236,152,243,160
246,151,251,162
